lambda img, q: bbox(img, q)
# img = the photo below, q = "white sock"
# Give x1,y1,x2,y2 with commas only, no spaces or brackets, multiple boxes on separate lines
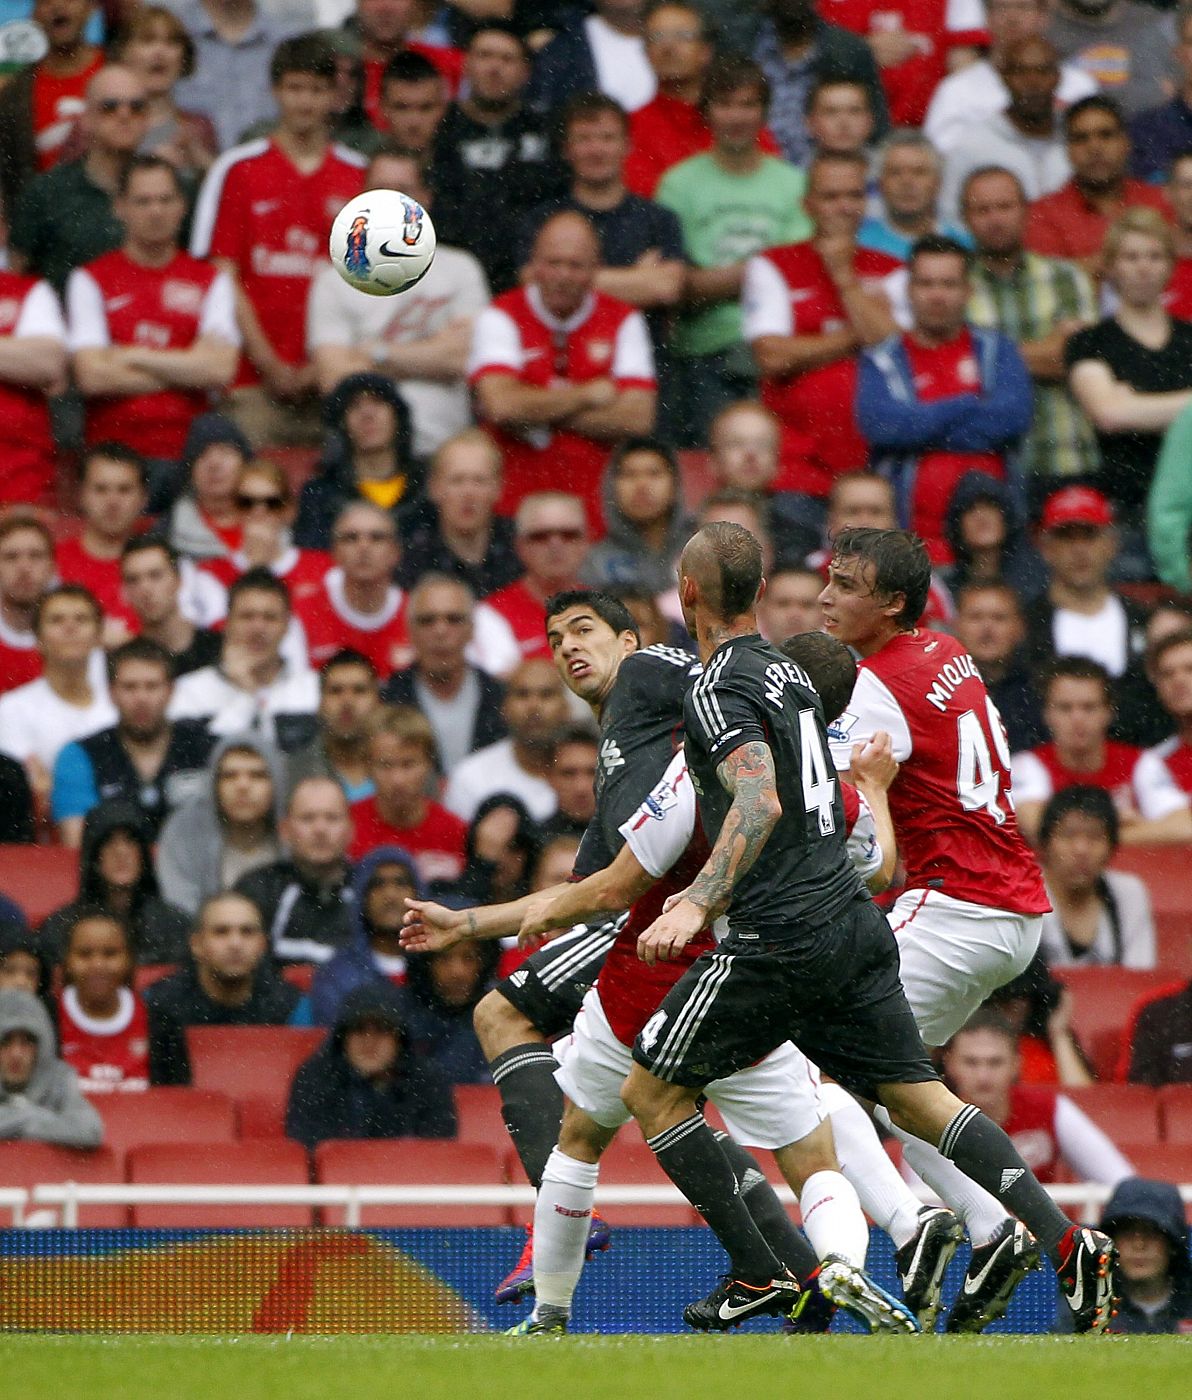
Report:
799,1169,870,1270
874,1107,1007,1248
533,1148,600,1314
822,1082,922,1249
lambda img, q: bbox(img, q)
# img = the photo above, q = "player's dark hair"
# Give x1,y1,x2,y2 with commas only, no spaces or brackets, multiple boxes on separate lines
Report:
777,631,857,722
33,583,102,636
804,73,872,116
121,534,180,574
697,521,763,617
1038,655,1113,706
319,648,379,685
270,31,338,84
1063,93,1125,137
700,54,769,117
81,441,149,491
561,91,630,136
1037,784,1119,852
948,1007,1020,1050
831,527,932,630
118,153,185,198
544,589,641,646
228,566,291,616
107,636,174,687
467,17,532,60
909,233,973,275
1145,626,1192,680
382,50,444,89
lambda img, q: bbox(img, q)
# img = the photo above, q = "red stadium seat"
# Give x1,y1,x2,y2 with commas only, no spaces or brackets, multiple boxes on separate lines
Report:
95,1088,236,1161
314,1139,508,1226
1112,848,1192,917
1112,1144,1192,1218
133,964,178,994
0,1142,125,1227
1160,1086,1192,1144
453,1085,505,1146
1063,1085,1160,1146
238,1095,288,1139
1051,968,1180,1080
0,845,78,924
186,1026,324,1116
127,1140,312,1227
1153,912,1192,979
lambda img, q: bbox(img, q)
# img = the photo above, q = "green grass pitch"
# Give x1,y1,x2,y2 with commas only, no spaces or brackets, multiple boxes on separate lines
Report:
3,1335,1190,1400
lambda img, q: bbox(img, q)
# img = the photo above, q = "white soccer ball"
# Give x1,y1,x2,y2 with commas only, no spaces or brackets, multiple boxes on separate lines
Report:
329,188,437,297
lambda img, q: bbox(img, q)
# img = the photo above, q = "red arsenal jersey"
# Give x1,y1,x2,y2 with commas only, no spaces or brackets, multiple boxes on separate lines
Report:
624,93,781,197
201,546,332,622
56,537,138,629
902,328,1006,563
348,796,467,886
57,986,150,1093
1002,1085,1061,1183
483,578,550,662
468,285,656,530
1016,740,1142,806
299,569,413,678
0,271,64,505
31,57,103,171
743,241,901,498
191,139,365,384
67,250,236,459
0,617,42,694
832,629,1049,914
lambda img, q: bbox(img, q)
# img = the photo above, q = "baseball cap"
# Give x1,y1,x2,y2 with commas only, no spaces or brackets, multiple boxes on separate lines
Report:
1041,485,1114,531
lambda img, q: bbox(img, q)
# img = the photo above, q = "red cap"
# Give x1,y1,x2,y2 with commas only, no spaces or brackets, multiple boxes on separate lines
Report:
1041,485,1114,531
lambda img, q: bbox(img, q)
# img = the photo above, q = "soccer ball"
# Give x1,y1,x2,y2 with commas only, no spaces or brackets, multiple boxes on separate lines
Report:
329,188,437,297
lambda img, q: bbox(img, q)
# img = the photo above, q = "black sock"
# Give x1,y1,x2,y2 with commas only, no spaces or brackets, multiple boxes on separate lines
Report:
489,1043,562,1190
647,1115,784,1282
714,1131,821,1285
939,1105,1072,1262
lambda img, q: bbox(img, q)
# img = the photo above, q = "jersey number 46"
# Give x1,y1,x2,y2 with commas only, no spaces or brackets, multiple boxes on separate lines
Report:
956,698,1014,826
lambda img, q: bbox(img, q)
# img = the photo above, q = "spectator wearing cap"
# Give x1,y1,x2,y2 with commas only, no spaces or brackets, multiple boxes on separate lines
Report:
1067,209,1192,550
1093,1178,1192,1333
167,412,253,561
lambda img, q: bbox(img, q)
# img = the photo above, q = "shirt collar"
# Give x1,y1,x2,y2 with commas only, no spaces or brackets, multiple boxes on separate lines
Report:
527,282,596,333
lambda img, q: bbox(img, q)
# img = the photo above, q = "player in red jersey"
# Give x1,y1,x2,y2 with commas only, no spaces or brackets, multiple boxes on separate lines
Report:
56,910,150,1093
821,526,1115,1332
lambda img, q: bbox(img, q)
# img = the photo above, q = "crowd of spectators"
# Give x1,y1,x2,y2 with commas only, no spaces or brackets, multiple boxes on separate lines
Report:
0,0,1189,1303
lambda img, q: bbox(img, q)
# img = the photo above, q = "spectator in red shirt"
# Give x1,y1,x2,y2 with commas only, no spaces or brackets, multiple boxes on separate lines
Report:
856,235,1033,563
349,704,468,889
624,2,715,197
0,0,103,214
0,514,56,694
354,0,462,131
0,260,68,507
485,493,590,662
1165,152,1192,318
1026,95,1170,281
56,908,150,1094
56,444,149,643
190,34,366,448
468,209,657,530
68,155,239,509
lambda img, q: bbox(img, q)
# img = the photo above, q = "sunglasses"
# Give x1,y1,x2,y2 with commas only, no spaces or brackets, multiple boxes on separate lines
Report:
237,493,287,512
98,97,148,114
521,527,584,544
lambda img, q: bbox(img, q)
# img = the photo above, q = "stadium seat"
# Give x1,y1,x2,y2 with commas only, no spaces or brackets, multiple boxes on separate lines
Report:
261,445,320,493
0,1142,126,1227
1112,848,1192,916
95,1088,236,1161
1051,967,1180,1080
1160,1086,1192,1144
133,964,178,993
186,1026,324,1116
453,1085,505,1145
1063,1085,1160,1146
1153,912,1192,979
1111,1144,1192,1219
126,1139,312,1227
0,844,78,924
238,1095,288,1140
314,1139,508,1226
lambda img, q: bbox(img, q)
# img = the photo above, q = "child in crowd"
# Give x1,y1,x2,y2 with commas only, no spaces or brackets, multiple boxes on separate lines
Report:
57,908,150,1093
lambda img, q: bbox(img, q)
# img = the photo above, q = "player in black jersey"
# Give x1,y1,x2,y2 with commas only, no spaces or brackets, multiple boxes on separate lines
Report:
623,524,1118,1335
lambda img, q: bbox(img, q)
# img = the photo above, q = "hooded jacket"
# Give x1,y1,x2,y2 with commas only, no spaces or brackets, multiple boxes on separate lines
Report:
284,981,456,1148
943,471,1048,604
41,801,191,965
402,938,501,1085
0,919,55,1028
167,413,253,559
1100,1178,1192,1334
0,989,102,1148
579,450,694,596
293,375,422,551
308,846,423,1026
156,734,288,916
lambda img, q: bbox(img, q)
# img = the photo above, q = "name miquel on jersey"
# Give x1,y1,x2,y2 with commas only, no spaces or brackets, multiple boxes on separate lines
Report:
925,652,982,713
763,660,815,711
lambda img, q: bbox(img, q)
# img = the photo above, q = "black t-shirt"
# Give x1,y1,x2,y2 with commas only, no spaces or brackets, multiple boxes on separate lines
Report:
170,626,222,678
573,644,700,878
682,633,863,938
1065,317,1192,508
78,720,217,839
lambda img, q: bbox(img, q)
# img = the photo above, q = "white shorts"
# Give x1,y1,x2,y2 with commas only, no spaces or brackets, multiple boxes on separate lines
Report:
887,888,1042,1047
556,987,825,1150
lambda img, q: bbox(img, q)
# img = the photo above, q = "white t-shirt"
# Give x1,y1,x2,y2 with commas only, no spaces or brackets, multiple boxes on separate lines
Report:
0,673,115,768
1052,596,1130,677
6,279,68,342
1133,736,1192,821
924,57,1098,154
168,661,318,744
584,14,656,113
940,111,1071,223
306,245,490,459
1039,870,1157,969
442,736,557,822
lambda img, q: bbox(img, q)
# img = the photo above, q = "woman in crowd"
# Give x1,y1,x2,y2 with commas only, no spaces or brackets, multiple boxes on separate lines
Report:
118,6,218,183
56,908,150,1093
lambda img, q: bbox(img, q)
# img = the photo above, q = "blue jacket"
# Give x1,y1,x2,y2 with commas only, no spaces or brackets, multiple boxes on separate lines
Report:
855,327,1033,532
307,845,423,1027
527,11,598,114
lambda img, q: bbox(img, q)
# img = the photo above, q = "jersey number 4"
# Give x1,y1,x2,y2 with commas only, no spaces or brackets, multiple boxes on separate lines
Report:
799,709,836,836
956,698,1014,826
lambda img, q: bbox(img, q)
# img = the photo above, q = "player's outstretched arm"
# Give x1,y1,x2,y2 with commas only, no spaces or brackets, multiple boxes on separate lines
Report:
637,740,781,964
517,844,658,948
850,730,899,893
401,884,572,951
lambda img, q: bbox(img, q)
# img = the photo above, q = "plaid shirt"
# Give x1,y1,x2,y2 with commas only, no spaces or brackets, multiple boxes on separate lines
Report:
967,252,1099,481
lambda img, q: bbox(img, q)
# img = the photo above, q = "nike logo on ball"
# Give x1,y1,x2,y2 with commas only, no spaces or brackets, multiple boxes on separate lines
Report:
378,242,422,257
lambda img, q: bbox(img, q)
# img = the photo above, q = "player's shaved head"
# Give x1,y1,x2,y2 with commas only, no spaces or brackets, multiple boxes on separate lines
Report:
679,522,763,621
778,630,857,721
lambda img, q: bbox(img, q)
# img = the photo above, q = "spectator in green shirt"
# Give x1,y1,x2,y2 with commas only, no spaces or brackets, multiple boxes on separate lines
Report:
655,54,811,447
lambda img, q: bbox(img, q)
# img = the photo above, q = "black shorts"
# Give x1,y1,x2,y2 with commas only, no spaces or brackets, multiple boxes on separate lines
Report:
495,919,622,1039
632,897,938,1102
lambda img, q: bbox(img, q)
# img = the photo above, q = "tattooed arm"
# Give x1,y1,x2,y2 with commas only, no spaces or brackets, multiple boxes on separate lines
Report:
637,740,781,964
